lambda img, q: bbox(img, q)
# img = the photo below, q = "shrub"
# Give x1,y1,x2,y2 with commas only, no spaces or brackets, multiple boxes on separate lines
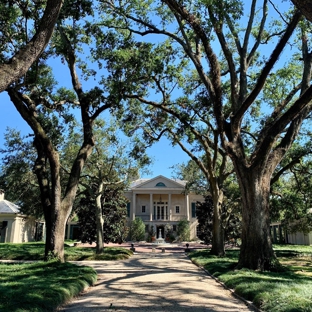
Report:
129,217,145,241
177,219,190,241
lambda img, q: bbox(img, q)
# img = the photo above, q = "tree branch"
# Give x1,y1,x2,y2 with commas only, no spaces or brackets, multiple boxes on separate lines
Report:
232,10,302,130
0,0,64,92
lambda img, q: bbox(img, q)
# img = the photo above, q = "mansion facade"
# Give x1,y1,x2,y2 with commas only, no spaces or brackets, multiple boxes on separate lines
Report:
124,175,204,241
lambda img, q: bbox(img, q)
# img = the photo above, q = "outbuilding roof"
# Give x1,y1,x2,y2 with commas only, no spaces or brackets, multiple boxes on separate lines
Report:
0,199,21,214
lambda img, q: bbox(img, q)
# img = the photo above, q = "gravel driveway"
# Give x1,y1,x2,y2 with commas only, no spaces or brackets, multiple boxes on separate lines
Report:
58,251,258,312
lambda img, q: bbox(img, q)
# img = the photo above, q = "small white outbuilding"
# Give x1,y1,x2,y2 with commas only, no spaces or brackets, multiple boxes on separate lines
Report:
0,190,44,243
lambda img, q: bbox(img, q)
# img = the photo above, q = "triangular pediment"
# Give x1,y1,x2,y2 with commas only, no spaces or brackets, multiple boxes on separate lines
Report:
132,175,186,190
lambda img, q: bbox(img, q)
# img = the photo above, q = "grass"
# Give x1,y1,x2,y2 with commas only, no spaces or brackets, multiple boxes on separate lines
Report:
0,242,133,311
0,242,133,261
0,260,97,312
189,245,312,312
3,242,311,311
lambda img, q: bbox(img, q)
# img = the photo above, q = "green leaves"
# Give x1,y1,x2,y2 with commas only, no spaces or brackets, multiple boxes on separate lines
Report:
77,186,129,244
129,217,145,241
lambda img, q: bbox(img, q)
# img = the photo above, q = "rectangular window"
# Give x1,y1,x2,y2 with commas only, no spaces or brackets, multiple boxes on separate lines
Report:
127,202,130,217
142,205,146,213
161,206,164,219
192,202,196,218
175,206,180,213
173,224,177,232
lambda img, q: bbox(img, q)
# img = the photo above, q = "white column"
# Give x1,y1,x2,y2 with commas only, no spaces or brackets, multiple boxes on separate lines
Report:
150,193,153,221
42,222,46,242
168,193,172,221
9,220,16,243
185,194,190,221
132,192,136,221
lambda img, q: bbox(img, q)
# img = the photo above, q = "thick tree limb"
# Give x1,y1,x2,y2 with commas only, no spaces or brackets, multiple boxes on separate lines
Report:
232,10,302,130
0,0,64,92
163,0,223,131
291,0,312,22
271,152,312,186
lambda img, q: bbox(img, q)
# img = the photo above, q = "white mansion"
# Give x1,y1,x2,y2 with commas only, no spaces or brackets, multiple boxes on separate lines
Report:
124,175,204,240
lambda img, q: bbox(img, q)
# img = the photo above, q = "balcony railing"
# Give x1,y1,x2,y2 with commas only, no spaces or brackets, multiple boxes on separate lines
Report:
133,214,187,222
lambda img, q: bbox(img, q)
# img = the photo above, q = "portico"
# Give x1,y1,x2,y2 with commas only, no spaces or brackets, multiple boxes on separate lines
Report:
124,175,203,240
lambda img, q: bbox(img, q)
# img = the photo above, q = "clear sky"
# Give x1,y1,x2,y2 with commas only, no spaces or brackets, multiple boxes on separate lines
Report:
0,91,190,179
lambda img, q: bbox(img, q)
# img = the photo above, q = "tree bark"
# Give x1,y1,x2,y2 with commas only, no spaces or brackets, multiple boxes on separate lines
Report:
95,182,104,254
291,0,312,23
210,188,225,256
0,0,64,92
44,203,69,261
234,164,275,270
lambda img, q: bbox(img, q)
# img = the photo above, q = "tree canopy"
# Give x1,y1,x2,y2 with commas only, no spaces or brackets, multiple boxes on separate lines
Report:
95,0,312,270
2,0,312,271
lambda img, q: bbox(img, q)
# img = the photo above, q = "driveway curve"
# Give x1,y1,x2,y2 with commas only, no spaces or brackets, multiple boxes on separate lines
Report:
58,251,258,312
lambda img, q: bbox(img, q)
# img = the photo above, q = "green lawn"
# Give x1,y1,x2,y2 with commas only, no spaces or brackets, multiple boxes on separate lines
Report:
2,243,311,312
0,260,96,312
0,242,133,312
189,245,312,312
0,242,133,261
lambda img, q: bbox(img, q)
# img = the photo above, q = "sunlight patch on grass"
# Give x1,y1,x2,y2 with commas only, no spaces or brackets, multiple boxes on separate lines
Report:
0,243,133,311
189,245,312,312
0,261,97,312
0,243,133,261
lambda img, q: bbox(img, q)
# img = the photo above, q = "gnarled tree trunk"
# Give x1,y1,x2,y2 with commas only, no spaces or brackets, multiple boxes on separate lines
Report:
235,165,275,270
210,188,225,256
44,203,71,261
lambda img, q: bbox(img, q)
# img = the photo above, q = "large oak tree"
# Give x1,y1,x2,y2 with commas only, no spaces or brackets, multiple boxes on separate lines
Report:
100,0,312,270
162,0,312,270
5,1,118,261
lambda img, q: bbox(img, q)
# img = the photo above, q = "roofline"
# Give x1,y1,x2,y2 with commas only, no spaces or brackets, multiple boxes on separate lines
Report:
131,175,186,189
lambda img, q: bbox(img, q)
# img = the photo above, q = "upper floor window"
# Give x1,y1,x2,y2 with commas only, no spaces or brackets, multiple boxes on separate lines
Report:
191,203,196,218
156,182,166,187
175,206,180,213
142,205,146,213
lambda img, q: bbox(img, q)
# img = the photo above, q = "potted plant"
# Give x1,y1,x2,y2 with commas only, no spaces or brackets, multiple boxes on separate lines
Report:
165,224,174,243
